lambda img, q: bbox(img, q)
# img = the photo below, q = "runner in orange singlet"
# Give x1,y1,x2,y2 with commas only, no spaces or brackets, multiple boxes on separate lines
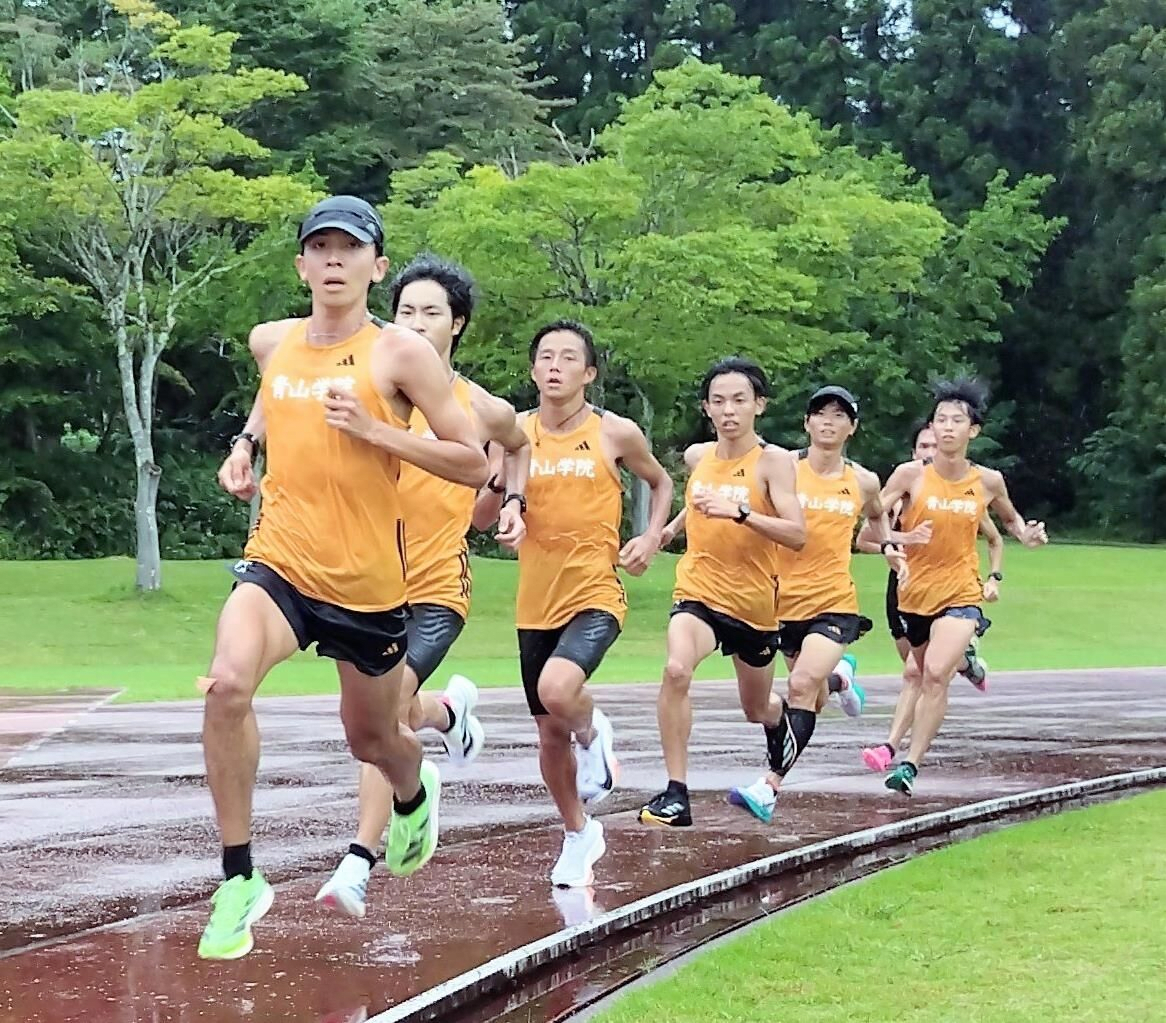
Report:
315,254,531,918
518,320,673,887
876,378,1047,796
726,385,904,823
639,358,808,829
856,420,1004,775
202,197,487,959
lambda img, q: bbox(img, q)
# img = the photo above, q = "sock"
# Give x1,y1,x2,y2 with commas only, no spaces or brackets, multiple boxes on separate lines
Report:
665,779,688,798
903,761,919,776
222,842,253,881
764,706,818,777
827,673,843,694
348,843,376,867
438,698,456,733
393,787,426,817
883,742,897,757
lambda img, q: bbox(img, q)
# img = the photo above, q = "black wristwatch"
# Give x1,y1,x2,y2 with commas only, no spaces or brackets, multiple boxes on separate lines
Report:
485,473,506,495
989,571,1004,581
230,431,259,455
734,502,751,524
503,493,527,514
880,540,902,553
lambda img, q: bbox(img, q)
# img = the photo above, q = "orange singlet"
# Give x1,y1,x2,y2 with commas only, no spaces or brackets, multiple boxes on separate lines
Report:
777,453,861,620
245,320,408,612
673,443,780,631
898,461,987,616
515,409,626,630
398,375,477,618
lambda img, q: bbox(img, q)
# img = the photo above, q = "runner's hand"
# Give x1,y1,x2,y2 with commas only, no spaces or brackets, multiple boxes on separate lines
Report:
658,524,677,549
692,493,738,519
1018,520,1048,548
218,447,256,501
324,387,375,441
619,533,659,576
884,546,908,585
495,504,526,551
903,520,933,545
983,577,1000,602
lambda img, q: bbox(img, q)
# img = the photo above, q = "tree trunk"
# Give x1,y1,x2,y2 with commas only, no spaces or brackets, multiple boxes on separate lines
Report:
134,455,163,591
631,385,654,535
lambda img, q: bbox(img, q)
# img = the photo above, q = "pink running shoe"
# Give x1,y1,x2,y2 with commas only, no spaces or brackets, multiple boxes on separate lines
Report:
862,744,894,773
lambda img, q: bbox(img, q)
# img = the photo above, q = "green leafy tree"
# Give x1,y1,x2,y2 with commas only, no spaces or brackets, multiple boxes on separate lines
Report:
0,0,318,588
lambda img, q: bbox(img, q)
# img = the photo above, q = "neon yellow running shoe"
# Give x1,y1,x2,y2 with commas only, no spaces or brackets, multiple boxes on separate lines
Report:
197,871,274,960
386,759,441,877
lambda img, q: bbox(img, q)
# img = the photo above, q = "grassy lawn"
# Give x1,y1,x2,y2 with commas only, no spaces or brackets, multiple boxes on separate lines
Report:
0,543,1162,701
594,789,1166,1023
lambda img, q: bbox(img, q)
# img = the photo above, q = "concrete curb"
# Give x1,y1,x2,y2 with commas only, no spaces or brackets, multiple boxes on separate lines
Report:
368,766,1166,1023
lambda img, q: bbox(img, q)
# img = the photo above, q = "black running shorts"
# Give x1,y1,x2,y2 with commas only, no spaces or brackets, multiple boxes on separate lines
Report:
885,570,906,640
231,559,408,677
518,610,621,717
406,603,466,692
777,613,872,658
899,605,992,650
670,600,778,668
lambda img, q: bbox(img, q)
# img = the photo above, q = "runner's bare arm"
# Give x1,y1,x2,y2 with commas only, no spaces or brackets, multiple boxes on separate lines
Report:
217,320,295,499
329,327,487,488
856,464,907,579
980,510,1005,600
606,414,674,575
984,469,1048,548
476,393,530,550
659,443,708,546
472,442,507,531
692,446,805,549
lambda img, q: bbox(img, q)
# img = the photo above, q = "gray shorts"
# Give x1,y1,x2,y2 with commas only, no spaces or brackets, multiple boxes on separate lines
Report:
406,603,466,692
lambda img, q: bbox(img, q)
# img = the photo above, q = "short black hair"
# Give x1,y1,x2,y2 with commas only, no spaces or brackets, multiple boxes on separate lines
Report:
929,376,989,426
528,319,598,368
389,254,476,355
909,419,933,450
699,356,769,401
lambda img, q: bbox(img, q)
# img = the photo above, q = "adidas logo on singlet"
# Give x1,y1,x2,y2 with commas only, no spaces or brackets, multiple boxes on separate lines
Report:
839,487,851,495
575,440,591,451
964,488,975,496
336,354,355,366
732,468,746,477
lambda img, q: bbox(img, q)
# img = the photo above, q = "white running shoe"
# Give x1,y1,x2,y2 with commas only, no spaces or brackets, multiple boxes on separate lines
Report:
439,674,485,766
832,654,866,718
315,853,371,919
574,708,619,805
727,776,778,824
550,817,606,888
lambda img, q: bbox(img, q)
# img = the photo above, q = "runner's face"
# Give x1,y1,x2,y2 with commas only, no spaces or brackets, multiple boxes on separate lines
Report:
394,279,462,359
702,372,763,439
804,401,856,449
296,229,387,307
531,330,596,400
913,426,938,461
931,402,980,453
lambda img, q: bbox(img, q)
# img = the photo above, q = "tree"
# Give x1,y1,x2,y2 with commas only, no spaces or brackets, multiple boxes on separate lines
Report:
0,0,317,589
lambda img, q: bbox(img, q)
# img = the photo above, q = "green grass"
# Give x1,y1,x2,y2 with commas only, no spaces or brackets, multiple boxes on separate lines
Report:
0,543,1163,701
594,790,1166,1023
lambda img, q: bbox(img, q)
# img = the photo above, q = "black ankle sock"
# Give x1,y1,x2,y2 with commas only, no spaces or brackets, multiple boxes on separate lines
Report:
349,842,376,867
394,787,426,817
883,742,896,757
440,702,455,732
904,761,918,775
827,672,842,693
223,842,253,881
665,779,688,798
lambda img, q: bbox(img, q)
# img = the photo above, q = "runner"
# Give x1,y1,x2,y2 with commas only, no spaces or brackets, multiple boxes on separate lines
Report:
638,357,810,829
726,385,904,823
315,253,531,918
856,422,1004,774
517,319,673,886
874,379,1047,795
202,196,487,959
